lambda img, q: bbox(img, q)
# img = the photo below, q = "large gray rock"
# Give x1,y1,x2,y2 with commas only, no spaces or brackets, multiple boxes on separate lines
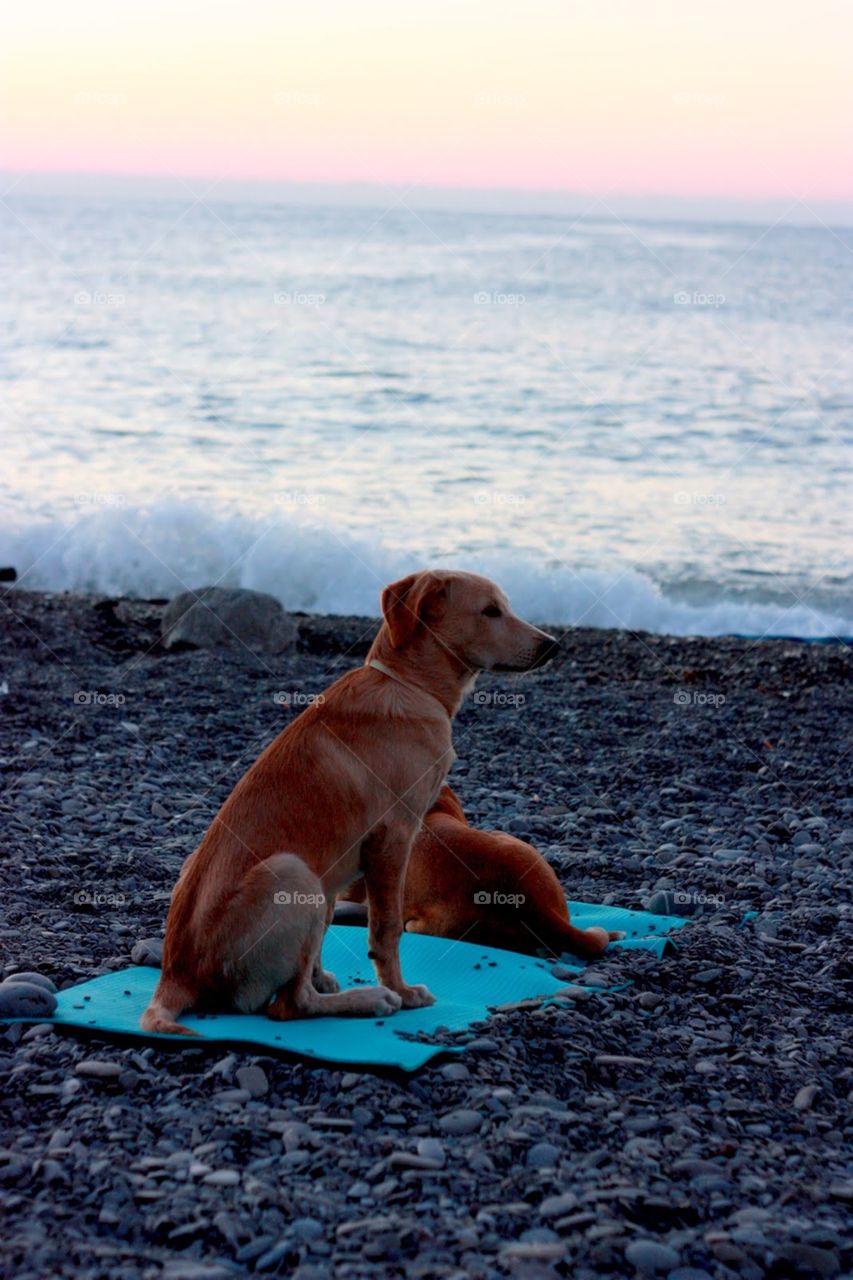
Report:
0,980,57,1018
131,937,164,967
161,587,296,655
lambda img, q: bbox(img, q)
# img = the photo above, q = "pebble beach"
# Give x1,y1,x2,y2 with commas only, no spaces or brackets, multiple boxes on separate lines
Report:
1,589,851,1280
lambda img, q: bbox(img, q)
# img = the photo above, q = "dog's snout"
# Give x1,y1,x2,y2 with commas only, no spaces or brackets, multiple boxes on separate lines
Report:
534,633,560,667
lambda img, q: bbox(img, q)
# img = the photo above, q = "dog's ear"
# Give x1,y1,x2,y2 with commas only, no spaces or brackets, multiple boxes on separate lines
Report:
381,571,447,648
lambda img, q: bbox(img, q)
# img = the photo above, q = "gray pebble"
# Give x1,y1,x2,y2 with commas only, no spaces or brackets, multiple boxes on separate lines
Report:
793,1083,819,1111
440,1062,470,1081
75,1059,122,1080
645,890,679,915
772,1243,839,1276
3,971,56,993
539,1192,578,1218
236,1064,268,1097
439,1108,484,1136
417,1137,446,1165
291,1216,323,1242
0,982,57,1018
131,937,164,966
202,1169,240,1186
624,1239,680,1273
527,1142,560,1168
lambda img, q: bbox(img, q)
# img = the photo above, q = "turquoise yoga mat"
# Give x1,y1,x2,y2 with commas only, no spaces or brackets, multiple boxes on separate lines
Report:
5,903,685,1072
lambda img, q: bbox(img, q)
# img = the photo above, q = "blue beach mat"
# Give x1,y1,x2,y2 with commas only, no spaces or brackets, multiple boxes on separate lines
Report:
7,902,685,1072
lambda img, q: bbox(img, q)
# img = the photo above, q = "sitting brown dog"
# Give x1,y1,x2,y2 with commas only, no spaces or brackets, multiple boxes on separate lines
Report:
141,570,558,1034
340,785,620,959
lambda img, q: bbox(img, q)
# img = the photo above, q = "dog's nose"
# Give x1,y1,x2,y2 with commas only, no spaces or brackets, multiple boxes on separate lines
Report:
535,634,560,666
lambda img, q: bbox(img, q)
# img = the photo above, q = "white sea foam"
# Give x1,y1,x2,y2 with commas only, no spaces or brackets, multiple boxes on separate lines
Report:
3,502,849,639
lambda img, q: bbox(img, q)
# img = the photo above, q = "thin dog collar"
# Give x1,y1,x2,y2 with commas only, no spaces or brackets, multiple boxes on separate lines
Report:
367,658,449,716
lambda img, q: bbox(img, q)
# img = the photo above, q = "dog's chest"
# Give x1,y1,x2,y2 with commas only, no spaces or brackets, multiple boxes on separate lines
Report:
423,743,456,811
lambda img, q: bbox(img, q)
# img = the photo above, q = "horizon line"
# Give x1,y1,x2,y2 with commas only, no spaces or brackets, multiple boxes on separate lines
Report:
3,169,853,230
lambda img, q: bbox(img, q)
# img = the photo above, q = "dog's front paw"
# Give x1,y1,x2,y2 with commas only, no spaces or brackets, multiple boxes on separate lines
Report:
372,987,404,1016
312,968,341,994
395,983,436,1009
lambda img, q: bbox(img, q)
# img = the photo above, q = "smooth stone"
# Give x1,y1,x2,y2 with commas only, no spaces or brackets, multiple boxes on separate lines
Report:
214,1088,251,1104
131,937,164,967
388,1152,444,1171
162,1264,233,1280
0,982,57,1017
416,1137,446,1165
439,1063,470,1081
439,1109,483,1136
539,1192,578,1218
624,1239,681,1273
236,1065,268,1098
527,1142,560,1168
793,1083,819,1111
203,1170,240,1186
291,1217,323,1242
771,1244,839,1276
255,1242,291,1272
161,586,297,655
520,1227,560,1244
75,1060,122,1079
3,971,56,993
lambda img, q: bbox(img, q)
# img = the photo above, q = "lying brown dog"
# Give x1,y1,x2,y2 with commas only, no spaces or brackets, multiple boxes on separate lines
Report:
341,785,618,959
142,570,557,1033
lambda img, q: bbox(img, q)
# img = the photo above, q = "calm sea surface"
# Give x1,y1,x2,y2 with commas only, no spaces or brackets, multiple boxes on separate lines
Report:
2,196,851,635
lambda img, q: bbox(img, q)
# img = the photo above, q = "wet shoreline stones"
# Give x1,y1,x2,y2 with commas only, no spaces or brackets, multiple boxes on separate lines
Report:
0,589,851,1278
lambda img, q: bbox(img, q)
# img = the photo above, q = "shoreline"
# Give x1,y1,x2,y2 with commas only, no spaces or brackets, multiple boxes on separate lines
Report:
3,584,852,648
1,587,851,1277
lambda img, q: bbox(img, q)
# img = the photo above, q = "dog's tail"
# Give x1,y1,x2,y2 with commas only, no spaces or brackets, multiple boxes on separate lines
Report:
537,907,623,960
140,978,200,1037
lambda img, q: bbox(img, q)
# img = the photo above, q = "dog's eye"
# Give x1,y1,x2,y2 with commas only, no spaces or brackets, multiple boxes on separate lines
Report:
482,605,502,618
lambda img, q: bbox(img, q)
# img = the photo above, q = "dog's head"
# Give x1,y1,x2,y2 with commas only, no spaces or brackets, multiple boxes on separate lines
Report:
379,569,558,674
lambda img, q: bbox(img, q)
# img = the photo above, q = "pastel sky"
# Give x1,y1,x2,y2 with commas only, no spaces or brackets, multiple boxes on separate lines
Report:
2,0,851,201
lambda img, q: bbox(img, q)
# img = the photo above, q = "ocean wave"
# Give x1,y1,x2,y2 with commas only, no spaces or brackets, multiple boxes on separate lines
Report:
2,502,849,640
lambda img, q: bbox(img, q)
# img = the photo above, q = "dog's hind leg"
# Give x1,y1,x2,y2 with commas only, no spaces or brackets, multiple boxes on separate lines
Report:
228,853,401,1020
311,892,341,994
